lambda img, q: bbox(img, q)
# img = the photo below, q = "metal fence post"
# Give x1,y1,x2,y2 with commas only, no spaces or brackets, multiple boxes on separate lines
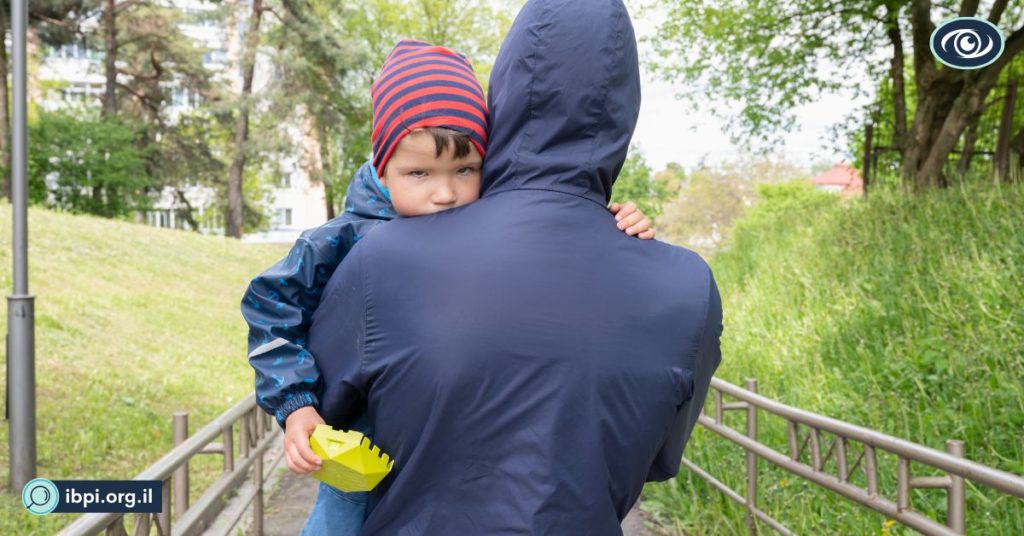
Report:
173,412,189,519
158,478,171,535
946,440,965,534
746,378,758,535
223,425,234,473
253,448,264,535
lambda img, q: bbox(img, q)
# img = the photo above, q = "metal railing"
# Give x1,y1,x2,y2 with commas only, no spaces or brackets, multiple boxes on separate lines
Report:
58,395,281,536
682,378,1024,535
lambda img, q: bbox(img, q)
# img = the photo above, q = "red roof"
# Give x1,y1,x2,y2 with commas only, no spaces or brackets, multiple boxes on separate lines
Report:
811,163,863,197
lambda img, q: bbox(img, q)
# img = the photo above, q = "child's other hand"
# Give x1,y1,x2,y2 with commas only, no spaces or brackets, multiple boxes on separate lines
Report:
284,406,325,475
609,201,655,240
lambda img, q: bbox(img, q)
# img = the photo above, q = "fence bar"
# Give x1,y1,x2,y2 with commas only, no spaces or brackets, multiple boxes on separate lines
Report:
158,478,171,535
745,379,758,535
910,476,951,489
253,448,264,535
240,412,251,459
59,396,261,535
698,415,959,536
105,520,127,536
130,513,150,536
173,425,278,536
223,425,234,473
786,421,798,461
864,445,878,496
173,413,190,519
898,456,910,511
707,378,1024,498
946,440,965,534
809,428,822,472
681,458,794,536
715,390,723,424
836,437,848,483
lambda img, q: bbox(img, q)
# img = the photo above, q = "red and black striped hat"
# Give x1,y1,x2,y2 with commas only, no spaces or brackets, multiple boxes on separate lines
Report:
371,40,489,177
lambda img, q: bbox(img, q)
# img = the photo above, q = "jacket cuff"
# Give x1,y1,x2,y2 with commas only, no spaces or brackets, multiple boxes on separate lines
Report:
274,392,320,428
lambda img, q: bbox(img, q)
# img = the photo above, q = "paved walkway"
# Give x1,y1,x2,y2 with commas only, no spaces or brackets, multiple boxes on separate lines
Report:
258,465,658,535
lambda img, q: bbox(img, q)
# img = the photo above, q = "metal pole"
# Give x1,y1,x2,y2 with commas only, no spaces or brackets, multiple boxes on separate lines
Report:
995,80,1017,183
7,0,36,492
946,440,965,534
862,123,873,198
253,447,264,535
173,413,189,518
745,379,758,535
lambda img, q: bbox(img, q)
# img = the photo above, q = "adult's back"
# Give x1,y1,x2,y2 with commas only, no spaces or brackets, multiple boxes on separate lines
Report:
310,0,722,534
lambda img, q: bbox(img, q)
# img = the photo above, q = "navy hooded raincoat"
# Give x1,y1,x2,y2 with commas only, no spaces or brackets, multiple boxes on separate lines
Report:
310,0,723,533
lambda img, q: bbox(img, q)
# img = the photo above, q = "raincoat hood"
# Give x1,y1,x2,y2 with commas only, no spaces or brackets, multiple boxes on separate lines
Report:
481,0,641,206
343,161,398,221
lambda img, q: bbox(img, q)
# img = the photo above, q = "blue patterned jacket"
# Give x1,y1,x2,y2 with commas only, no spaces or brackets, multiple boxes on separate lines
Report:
241,161,397,426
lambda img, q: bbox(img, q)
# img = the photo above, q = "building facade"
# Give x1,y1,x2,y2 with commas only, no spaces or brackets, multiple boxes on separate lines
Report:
37,0,328,242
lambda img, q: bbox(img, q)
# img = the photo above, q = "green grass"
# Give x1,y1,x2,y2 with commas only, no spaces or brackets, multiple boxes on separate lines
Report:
642,182,1024,534
0,205,287,534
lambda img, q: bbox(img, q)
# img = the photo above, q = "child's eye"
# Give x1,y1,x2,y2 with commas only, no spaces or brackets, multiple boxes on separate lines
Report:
409,170,427,178
456,166,478,176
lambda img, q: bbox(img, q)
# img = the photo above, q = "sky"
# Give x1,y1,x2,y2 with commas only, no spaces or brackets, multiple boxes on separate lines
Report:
627,5,873,173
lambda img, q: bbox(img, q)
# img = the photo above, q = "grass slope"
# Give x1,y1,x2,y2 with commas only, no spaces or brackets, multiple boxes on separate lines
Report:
0,205,287,534
644,182,1024,534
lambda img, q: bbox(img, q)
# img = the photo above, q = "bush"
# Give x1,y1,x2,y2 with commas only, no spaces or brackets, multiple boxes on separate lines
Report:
29,110,153,218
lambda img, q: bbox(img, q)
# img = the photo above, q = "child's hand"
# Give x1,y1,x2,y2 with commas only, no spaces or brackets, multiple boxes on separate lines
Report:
284,406,325,475
609,201,655,239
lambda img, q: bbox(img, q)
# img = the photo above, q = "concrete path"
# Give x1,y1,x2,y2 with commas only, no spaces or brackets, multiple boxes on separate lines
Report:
258,467,657,535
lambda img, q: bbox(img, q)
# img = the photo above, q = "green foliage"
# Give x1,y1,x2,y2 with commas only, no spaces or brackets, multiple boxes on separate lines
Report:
643,181,1024,533
659,157,807,258
0,206,287,534
611,148,669,220
649,0,889,146
28,110,152,218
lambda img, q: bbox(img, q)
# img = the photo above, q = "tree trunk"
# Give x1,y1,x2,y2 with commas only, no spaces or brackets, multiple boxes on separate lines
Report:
886,3,907,150
0,5,11,200
916,82,995,188
103,0,117,117
957,122,977,177
901,83,960,189
226,0,263,238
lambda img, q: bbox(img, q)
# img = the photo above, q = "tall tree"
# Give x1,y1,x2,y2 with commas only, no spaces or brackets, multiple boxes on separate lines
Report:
226,0,263,238
651,0,1024,189
0,0,95,199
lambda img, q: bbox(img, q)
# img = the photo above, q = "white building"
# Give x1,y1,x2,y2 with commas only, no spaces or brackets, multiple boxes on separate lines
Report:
38,0,328,242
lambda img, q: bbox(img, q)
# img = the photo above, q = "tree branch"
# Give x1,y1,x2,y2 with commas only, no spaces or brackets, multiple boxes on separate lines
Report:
959,0,980,17
114,0,149,15
910,0,939,88
988,0,1008,24
115,81,160,113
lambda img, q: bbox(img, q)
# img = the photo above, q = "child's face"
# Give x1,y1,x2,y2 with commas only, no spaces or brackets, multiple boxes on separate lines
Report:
381,130,482,217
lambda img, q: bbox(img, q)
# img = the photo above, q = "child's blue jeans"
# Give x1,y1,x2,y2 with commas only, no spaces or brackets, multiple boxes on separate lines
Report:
300,483,368,535
299,414,371,536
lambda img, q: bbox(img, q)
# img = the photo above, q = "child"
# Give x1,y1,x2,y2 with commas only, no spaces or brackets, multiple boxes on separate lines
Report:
241,40,655,534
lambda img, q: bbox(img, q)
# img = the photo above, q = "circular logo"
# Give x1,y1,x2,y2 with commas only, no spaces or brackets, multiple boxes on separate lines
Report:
22,478,60,515
930,17,1005,70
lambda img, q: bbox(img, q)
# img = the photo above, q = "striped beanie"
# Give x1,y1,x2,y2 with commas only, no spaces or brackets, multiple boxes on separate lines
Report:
371,40,489,177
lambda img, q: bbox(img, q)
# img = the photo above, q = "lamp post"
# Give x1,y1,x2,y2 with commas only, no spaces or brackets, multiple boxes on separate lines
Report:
8,0,36,491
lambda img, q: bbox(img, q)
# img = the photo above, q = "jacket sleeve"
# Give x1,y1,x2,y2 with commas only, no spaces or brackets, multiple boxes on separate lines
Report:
646,271,723,481
242,234,345,427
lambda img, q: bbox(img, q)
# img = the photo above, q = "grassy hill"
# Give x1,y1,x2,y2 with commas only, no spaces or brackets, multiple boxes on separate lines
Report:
0,206,287,534
644,182,1024,534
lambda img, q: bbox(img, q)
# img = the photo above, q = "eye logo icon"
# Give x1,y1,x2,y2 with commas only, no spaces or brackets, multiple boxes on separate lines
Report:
22,478,60,515
930,17,1005,70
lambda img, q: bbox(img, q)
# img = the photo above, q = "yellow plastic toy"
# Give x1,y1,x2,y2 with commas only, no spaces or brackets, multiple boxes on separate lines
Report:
309,425,394,492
